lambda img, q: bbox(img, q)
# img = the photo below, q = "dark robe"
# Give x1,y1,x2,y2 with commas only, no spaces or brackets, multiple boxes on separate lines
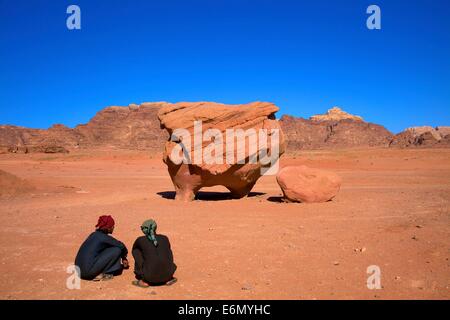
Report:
132,234,177,284
75,230,128,280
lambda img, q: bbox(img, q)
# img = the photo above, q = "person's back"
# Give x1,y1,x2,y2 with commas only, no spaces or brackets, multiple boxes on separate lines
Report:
132,219,177,287
133,234,176,284
75,230,105,272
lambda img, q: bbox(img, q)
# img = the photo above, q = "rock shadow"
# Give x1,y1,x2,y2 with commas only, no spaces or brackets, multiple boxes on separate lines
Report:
267,196,285,203
157,191,265,201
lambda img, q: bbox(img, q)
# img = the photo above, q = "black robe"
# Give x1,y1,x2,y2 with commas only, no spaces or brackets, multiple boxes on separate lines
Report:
75,230,128,280
132,234,177,284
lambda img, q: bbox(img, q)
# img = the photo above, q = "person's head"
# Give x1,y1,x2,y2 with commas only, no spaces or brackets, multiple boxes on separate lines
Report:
141,219,158,246
95,215,115,234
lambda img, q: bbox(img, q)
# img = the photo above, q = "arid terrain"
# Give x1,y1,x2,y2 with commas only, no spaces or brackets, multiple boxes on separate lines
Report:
0,147,449,299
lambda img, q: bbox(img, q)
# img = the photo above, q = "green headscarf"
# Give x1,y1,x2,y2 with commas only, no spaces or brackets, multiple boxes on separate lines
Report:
141,219,158,246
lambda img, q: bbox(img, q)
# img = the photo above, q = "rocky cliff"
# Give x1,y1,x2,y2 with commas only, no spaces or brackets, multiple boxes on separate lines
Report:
279,107,393,151
0,103,168,153
390,126,450,148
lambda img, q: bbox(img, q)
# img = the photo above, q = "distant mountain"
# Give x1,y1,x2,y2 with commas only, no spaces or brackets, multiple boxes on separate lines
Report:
0,102,169,154
309,106,364,122
0,103,448,154
389,126,450,148
279,113,393,151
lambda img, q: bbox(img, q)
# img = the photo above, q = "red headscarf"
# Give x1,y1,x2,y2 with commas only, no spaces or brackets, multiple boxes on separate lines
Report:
95,215,115,230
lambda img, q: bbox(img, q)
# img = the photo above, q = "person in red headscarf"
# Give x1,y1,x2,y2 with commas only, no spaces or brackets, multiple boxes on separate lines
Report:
75,215,129,281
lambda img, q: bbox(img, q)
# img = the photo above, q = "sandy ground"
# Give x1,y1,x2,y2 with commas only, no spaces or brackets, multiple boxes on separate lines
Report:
0,148,449,300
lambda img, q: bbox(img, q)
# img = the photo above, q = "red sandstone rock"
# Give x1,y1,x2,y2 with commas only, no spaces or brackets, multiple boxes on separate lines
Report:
0,103,169,153
389,126,450,148
279,113,393,152
74,102,169,150
158,101,286,201
276,165,341,203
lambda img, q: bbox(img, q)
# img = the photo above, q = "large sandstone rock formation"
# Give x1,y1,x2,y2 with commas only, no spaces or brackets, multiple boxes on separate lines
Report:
390,126,450,148
158,102,286,201
276,165,341,203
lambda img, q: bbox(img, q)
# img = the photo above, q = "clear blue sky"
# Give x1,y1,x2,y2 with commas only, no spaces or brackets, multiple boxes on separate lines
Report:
1,0,449,133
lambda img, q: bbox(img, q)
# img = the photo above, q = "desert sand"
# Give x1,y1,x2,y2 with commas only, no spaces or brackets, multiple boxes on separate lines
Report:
0,148,449,300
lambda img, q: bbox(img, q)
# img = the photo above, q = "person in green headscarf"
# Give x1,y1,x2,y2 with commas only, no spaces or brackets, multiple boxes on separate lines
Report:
131,219,177,288
141,219,158,246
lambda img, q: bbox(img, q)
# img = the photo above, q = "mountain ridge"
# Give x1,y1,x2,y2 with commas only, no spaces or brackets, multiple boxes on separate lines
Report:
1,103,449,154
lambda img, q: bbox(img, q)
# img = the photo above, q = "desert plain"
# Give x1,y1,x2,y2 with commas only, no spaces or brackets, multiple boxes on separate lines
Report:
0,147,449,299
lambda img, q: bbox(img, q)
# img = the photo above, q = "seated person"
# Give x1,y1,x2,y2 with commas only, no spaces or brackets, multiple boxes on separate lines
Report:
75,215,129,281
132,219,177,287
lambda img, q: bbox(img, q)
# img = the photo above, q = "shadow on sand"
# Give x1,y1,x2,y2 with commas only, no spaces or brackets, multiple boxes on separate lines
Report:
157,191,265,201
266,196,285,203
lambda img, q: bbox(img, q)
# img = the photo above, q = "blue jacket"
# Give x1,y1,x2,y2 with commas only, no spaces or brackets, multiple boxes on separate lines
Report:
75,230,128,273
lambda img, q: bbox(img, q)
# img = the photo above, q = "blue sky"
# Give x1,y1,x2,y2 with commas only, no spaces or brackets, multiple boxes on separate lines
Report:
0,0,449,133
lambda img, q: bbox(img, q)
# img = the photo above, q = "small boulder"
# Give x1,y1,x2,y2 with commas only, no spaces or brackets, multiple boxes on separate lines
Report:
276,165,341,203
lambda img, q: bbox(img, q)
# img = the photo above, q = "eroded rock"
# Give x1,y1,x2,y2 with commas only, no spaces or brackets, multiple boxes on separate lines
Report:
158,101,286,201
